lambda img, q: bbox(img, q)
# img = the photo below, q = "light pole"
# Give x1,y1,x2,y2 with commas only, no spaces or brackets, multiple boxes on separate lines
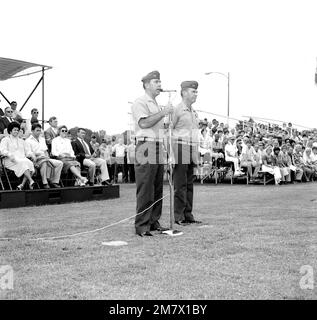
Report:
205,71,230,125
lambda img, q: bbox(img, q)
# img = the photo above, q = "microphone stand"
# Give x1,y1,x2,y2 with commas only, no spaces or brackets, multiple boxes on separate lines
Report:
168,92,174,231
162,92,183,236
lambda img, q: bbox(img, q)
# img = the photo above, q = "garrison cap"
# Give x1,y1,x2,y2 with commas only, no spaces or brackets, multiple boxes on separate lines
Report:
141,70,160,83
181,80,198,90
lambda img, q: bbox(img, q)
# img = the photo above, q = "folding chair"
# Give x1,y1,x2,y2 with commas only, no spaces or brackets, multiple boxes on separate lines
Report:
199,153,216,184
258,171,274,185
0,156,12,190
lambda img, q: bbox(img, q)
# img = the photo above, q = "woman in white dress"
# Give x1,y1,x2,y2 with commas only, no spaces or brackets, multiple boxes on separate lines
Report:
51,125,88,186
0,121,35,190
261,146,282,185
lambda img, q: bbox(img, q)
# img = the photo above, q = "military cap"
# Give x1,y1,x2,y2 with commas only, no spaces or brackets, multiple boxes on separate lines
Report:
141,70,160,83
181,80,198,90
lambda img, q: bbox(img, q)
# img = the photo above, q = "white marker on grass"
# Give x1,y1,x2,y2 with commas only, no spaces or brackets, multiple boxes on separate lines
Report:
102,241,128,246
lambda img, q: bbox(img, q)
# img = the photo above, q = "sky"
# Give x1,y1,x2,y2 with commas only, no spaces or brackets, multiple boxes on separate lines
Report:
1,0,317,134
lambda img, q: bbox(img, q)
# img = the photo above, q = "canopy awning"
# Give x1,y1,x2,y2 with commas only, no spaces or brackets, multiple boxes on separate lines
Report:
0,57,52,81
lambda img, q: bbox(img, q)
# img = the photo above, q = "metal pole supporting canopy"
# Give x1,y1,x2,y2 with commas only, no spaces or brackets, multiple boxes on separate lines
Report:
0,57,52,124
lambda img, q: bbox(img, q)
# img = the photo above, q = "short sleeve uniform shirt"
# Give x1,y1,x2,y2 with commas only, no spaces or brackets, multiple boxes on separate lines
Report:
131,94,164,140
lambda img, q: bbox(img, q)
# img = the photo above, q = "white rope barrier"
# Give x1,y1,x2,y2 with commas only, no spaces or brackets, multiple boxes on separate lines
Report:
0,194,169,242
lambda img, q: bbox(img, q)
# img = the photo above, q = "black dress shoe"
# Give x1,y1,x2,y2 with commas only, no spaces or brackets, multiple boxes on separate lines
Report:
136,231,153,237
150,226,169,232
102,180,112,186
50,183,61,188
87,182,94,186
174,220,190,226
184,220,202,224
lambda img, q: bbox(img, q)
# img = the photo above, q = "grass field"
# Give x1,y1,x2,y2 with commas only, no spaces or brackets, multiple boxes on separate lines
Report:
1,182,317,300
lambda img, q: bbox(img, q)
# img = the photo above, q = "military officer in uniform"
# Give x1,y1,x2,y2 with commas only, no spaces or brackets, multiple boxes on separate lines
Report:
172,81,202,225
131,71,173,237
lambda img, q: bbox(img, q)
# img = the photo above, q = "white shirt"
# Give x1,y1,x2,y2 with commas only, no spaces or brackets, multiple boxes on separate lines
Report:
311,152,317,163
113,144,126,157
51,136,75,158
225,142,237,158
25,135,48,157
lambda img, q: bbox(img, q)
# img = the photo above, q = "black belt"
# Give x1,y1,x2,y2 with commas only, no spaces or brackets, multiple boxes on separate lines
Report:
175,139,197,146
136,137,163,143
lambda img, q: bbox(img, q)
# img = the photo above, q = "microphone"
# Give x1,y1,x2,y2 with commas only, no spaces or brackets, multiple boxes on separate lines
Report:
159,89,177,92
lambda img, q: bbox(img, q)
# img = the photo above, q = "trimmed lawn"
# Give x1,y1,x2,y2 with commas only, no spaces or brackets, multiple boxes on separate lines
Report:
0,183,316,299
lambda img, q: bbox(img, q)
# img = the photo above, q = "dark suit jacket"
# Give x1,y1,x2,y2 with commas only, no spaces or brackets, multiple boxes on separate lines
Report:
71,138,95,166
44,127,58,153
0,108,4,117
0,117,12,134
44,127,58,145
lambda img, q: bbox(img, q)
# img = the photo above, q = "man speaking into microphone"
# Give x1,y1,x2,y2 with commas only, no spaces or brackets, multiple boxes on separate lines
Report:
172,81,202,225
131,70,173,237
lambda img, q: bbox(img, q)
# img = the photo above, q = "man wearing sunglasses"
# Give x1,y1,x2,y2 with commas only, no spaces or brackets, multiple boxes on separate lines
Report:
25,108,40,137
0,107,15,135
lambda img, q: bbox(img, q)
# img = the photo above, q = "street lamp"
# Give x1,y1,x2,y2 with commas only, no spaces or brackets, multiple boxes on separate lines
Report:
205,71,230,125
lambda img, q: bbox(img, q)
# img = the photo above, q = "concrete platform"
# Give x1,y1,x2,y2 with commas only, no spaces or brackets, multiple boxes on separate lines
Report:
0,185,120,209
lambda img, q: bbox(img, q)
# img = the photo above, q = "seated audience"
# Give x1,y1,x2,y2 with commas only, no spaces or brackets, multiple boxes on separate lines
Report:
302,147,316,181
10,101,23,123
51,125,88,186
199,128,212,156
44,116,59,153
0,122,35,190
25,108,40,137
25,123,63,188
211,133,224,167
279,145,292,183
240,139,260,182
71,128,111,186
292,144,307,182
224,136,244,176
90,135,100,152
261,146,282,185
0,107,15,135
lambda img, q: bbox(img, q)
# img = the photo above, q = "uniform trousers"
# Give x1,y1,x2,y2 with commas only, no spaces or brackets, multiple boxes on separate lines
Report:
134,141,164,234
173,143,198,222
